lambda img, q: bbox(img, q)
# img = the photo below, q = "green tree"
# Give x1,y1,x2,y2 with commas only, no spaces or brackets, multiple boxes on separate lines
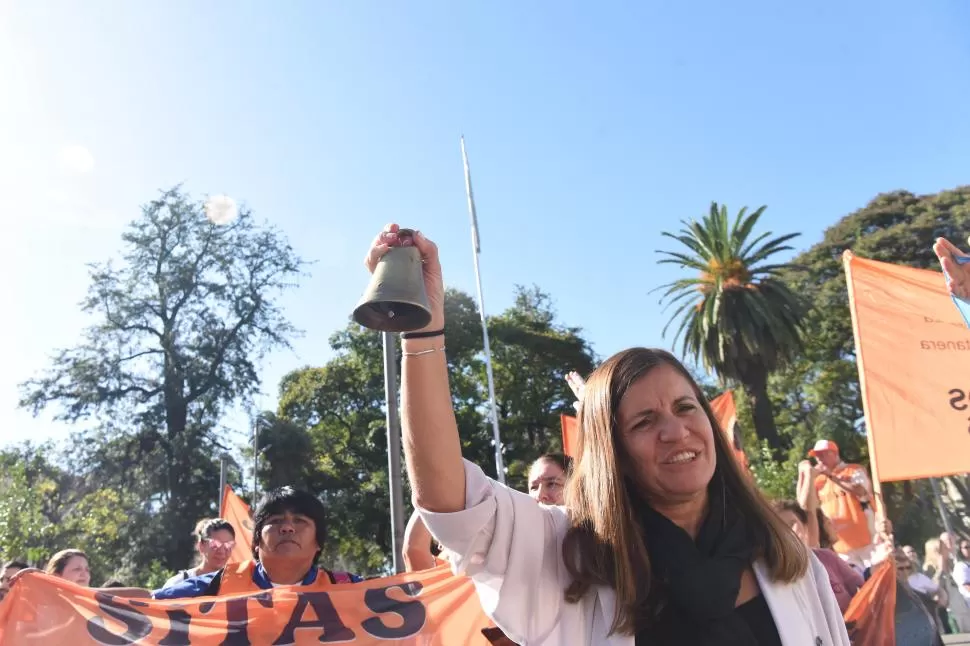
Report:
272,288,489,575
656,202,804,452
0,443,134,585
767,186,970,544
18,186,306,573
488,285,597,488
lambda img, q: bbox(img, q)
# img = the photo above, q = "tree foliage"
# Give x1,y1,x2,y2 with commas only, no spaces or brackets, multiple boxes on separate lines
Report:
15,186,305,574
657,202,804,451
0,443,134,585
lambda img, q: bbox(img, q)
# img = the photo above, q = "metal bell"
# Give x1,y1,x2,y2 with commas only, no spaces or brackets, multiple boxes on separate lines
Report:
352,228,432,332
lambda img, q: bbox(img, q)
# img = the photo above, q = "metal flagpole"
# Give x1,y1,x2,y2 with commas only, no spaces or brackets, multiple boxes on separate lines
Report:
252,420,259,502
218,454,228,513
383,331,406,573
460,136,506,485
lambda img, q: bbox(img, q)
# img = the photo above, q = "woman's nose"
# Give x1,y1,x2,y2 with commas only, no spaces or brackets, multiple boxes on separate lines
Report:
657,417,690,442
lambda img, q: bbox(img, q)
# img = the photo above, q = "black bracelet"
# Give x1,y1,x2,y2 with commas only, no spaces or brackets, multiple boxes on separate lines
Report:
401,328,445,339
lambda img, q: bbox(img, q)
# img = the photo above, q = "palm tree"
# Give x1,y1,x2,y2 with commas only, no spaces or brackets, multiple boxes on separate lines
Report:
656,202,804,451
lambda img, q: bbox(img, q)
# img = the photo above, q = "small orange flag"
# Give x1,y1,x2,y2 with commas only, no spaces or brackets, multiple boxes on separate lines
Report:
844,559,896,646
560,413,580,459
219,485,255,564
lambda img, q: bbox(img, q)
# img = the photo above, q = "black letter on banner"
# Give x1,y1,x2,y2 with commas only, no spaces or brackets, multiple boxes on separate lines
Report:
950,388,967,411
361,582,425,638
271,592,355,644
86,592,153,645
215,593,274,646
157,605,192,646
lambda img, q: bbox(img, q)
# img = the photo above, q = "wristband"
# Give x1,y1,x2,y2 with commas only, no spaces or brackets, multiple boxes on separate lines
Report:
400,328,444,340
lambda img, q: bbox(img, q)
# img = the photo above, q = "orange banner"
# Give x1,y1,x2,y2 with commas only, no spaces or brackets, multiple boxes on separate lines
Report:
844,559,896,646
561,391,745,467
843,251,970,482
0,565,493,645
219,486,254,564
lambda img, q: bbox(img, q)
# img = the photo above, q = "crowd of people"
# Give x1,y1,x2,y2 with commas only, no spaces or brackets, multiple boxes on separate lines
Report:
1,230,970,646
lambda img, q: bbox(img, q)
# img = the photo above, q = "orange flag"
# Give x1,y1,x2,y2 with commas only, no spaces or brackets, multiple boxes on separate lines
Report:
561,391,746,468
844,559,896,646
0,565,493,645
220,485,255,564
560,413,579,459
844,251,970,482
708,390,749,469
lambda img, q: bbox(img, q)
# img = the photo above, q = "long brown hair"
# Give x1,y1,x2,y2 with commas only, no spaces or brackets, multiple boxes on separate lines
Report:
45,549,88,576
561,348,807,635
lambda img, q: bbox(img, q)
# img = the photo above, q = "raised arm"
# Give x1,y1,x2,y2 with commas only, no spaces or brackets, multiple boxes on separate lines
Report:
403,510,438,572
796,460,821,547
365,226,569,643
934,237,970,300
364,225,465,512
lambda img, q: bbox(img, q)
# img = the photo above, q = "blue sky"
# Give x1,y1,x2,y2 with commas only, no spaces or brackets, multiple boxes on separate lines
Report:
2,1,969,450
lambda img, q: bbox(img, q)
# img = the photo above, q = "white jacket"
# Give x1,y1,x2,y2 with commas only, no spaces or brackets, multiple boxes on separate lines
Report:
420,459,851,646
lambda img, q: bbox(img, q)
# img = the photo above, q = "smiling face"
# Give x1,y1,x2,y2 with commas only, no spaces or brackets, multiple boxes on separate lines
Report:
615,363,716,507
199,528,236,570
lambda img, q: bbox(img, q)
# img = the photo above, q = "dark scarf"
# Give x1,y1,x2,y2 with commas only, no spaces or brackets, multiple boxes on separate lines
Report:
634,476,758,646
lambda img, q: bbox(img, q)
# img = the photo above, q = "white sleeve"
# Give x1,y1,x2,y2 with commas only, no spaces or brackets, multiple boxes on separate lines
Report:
954,561,970,586
418,459,568,644
811,552,852,645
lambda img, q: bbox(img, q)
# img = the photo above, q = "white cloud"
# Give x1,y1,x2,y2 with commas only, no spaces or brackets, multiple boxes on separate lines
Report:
57,144,95,174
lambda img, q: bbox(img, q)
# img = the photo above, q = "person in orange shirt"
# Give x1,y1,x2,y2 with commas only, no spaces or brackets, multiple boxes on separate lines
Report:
809,439,874,568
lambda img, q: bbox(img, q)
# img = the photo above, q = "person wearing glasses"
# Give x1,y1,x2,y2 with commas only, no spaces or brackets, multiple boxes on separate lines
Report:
159,518,237,590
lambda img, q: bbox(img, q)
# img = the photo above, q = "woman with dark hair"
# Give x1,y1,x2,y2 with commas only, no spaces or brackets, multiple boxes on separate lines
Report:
365,224,849,645
153,486,362,599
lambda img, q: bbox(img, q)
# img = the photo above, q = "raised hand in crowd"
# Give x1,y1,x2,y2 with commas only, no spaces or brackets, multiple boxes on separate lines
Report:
365,225,462,517
934,237,970,300
565,371,586,411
